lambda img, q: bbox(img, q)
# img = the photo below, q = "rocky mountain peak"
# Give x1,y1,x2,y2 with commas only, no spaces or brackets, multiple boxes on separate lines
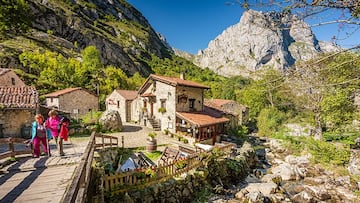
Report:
194,9,340,77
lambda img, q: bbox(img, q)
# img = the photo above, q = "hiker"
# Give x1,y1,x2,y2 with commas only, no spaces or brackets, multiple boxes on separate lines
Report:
46,110,66,156
31,114,52,158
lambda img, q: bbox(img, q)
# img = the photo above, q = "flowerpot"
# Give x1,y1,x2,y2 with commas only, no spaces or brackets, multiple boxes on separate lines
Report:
146,139,157,152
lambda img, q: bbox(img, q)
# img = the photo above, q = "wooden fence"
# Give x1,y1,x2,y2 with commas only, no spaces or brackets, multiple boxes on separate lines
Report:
103,142,236,194
63,132,119,203
0,138,32,160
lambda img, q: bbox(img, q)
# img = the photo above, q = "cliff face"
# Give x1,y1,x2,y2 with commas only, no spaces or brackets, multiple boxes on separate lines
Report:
0,0,172,76
194,10,340,77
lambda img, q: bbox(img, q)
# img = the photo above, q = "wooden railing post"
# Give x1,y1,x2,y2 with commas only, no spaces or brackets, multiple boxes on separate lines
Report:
9,138,15,159
121,136,124,149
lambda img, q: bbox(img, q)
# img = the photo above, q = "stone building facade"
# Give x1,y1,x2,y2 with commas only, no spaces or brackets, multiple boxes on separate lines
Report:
0,68,26,86
135,74,229,144
0,86,38,138
43,87,98,118
204,99,248,128
106,90,137,123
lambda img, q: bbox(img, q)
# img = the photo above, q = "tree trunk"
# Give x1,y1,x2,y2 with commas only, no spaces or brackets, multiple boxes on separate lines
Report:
313,110,322,140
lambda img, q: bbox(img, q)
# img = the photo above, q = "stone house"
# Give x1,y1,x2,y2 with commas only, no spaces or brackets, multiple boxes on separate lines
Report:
204,99,248,129
0,86,38,138
43,87,98,118
135,74,229,144
0,68,26,86
105,89,138,123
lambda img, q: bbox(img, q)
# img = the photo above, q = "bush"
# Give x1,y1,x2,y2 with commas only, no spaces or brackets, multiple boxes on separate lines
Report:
257,107,286,136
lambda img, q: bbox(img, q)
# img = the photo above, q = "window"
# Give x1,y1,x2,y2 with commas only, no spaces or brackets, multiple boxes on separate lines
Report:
11,78,15,85
189,99,195,109
160,99,166,108
117,101,120,108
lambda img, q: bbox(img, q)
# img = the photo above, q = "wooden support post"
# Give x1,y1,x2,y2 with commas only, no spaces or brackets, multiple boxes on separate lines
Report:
9,138,15,159
122,136,124,149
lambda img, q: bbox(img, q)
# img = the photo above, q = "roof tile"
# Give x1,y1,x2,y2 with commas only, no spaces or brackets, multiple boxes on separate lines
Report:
116,90,138,100
0,86,38,109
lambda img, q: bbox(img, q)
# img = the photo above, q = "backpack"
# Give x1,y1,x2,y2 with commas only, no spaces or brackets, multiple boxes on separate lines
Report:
58,116,70,132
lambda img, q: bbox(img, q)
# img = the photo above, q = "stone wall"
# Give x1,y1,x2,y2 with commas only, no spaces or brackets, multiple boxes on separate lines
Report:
0,70,26,86
0,109,34,138
59,90,98,118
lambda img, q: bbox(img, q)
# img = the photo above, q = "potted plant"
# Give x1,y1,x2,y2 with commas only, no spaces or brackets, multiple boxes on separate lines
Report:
158,107,166,114
146,132,157,152
163,128,170,135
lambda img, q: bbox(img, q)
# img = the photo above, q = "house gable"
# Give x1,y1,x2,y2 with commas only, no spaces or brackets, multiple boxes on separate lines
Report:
43,87,98,117
0,68,26,86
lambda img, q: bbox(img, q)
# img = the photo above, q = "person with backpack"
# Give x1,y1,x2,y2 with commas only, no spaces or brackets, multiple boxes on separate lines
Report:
31,114,52,158
46,110,67,156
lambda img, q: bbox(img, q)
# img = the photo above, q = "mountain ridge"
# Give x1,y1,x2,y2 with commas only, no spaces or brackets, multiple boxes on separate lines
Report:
191,10,341,77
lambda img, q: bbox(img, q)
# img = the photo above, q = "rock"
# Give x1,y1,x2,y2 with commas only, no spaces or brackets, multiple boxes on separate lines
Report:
99,110,123,131
292,190,314,203
284,154,311,166
193,10,340,78
304,185,331,201
245,174,261,183
271,163,296,181
243,182,278,196
347,149,360,175
246,191,266,203
284,123,313,137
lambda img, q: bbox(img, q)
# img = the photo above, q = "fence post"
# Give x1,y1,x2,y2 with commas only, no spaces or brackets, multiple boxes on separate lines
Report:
122,136,124,149
9,138,15,159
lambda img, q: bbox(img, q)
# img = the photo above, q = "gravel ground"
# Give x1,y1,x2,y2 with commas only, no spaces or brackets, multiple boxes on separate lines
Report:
105,123,189,150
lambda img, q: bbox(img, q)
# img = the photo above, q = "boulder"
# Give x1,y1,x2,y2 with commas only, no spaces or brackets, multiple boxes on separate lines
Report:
99,110,123,131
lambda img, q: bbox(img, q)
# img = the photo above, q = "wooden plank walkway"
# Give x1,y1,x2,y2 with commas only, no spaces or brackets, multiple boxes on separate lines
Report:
0,141,87,203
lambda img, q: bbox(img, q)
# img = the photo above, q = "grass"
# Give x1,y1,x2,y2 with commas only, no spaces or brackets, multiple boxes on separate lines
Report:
271,132,351,168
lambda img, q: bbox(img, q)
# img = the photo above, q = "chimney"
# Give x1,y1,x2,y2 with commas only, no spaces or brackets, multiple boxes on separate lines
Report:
180,73,185,80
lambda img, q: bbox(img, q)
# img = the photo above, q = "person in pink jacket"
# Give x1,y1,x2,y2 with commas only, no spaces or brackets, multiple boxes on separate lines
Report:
46,110,65,156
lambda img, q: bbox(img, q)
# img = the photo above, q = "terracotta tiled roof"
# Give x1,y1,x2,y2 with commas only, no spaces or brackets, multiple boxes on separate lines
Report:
0,68,11,76
116,90,138,100
204,99,233,110
176,110,229,127
43,87,84,97
0,86,38,109
151,74,210,89
204,99,246,116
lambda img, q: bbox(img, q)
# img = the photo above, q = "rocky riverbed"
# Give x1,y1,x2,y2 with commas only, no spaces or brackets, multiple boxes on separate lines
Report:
210,135,360,203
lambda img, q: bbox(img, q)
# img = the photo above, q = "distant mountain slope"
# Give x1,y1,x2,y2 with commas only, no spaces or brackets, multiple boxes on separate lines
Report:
193,10,340,77
0,0,172,76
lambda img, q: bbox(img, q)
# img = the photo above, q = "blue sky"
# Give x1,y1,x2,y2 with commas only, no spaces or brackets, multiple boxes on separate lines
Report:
127,0,360,54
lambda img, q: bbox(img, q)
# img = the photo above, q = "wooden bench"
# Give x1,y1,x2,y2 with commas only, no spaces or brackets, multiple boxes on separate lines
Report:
158,147,180,164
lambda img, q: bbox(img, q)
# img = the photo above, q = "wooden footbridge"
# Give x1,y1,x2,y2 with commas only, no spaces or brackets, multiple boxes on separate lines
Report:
0,132,118,203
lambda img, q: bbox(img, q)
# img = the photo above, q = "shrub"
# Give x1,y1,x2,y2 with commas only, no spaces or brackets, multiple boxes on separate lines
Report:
257,107,286,136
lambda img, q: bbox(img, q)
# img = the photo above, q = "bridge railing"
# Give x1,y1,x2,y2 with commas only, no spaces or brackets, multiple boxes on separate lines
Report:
0,138,33,160
62,131,118,203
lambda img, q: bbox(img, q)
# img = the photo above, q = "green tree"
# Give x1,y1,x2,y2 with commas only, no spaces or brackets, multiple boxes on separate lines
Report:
239,69,291,120
287,52,360,140
0,0,31,35
257,107,286,136
80,46,104,94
